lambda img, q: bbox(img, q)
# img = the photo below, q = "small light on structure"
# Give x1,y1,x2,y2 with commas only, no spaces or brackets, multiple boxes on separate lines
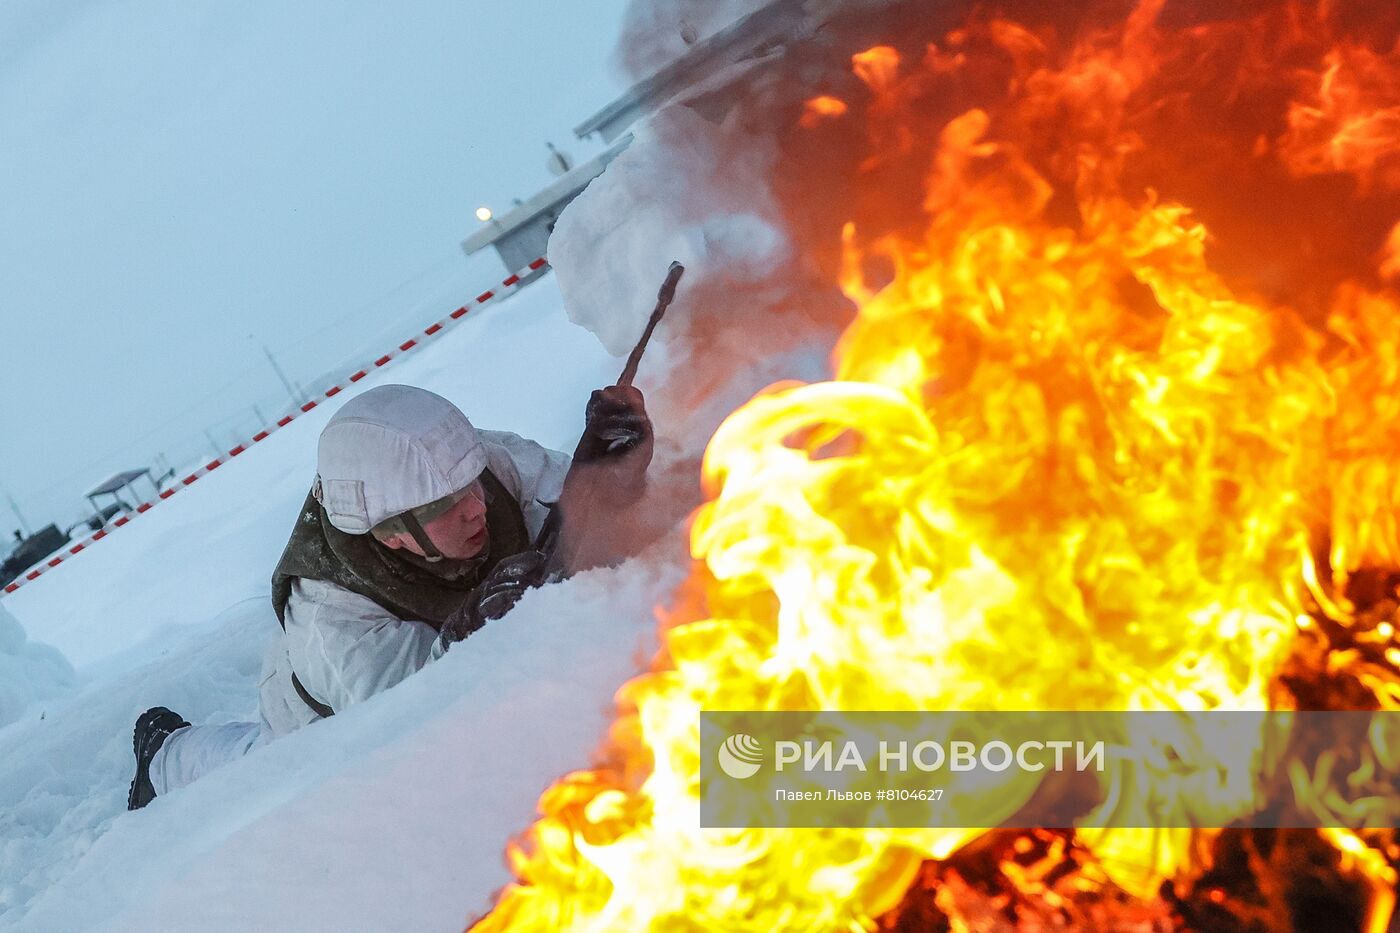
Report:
475,206,493,222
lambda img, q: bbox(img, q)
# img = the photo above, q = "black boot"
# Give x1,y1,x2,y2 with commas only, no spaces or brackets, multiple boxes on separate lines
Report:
127,706,189,811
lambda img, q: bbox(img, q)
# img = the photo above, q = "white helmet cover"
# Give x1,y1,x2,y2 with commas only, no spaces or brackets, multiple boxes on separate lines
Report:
314,384,488,534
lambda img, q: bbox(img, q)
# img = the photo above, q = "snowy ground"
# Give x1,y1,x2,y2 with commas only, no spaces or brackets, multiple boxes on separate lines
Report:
0,35,844,918
0,279,685,932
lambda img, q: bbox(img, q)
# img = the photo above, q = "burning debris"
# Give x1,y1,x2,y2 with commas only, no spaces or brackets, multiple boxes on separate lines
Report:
473,1,1400,930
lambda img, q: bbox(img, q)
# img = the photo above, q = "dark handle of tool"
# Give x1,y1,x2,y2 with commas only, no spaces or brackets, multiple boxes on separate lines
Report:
599,261,683,455
617,260,685,387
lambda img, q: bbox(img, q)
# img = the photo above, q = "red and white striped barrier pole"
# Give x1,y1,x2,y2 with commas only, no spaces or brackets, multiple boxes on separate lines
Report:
2,257,550,597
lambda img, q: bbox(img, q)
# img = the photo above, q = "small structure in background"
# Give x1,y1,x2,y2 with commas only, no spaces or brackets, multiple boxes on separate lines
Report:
0,464,178,587
462,137,632,278
83,469,161,531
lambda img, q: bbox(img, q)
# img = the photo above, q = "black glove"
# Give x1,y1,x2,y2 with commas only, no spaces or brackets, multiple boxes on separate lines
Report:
437,550,548,650
573,385,652,464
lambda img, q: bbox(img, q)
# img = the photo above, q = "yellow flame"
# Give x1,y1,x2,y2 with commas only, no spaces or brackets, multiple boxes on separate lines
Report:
480,101,1340,933
475,8,1400,930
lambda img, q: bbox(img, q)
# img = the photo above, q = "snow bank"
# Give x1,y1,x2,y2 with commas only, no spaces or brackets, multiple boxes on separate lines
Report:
549,103,836,488
0,597,270,922
0,21,850,931
0,601,74,730
10,555,677,933
0,3,883,930
550,106,790,359
0,281,636,930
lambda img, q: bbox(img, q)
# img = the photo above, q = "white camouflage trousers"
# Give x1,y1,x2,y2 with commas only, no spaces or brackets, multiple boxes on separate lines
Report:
149,721,271,797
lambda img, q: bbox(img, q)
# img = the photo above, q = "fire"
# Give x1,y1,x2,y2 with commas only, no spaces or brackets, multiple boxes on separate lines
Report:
474,2,1400,930
800,95,849,128
1280,44,1400,190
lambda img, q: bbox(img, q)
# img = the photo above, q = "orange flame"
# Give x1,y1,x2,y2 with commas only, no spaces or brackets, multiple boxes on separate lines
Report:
800,95,850,128
852,46,901,97
473,3,1400,930
1281,45,1400,191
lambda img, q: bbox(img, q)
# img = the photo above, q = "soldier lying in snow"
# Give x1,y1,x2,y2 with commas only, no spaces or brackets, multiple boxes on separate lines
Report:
127,381,651,810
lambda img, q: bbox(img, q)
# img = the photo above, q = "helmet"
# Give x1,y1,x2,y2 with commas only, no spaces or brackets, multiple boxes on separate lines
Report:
314,385,487,535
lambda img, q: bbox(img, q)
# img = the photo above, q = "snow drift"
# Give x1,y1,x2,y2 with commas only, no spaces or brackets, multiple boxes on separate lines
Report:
0,6,850,930
0,601,74,731
0,279,676,932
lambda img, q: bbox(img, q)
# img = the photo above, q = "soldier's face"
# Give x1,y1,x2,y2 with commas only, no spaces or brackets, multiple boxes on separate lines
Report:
375,480,490,561
420,483,490,560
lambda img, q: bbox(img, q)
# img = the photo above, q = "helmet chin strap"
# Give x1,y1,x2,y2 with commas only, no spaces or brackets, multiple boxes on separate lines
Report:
399,510,445,563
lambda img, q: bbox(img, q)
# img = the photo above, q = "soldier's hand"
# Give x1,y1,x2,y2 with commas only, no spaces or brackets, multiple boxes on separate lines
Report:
574,385,653,466
438,550,549,650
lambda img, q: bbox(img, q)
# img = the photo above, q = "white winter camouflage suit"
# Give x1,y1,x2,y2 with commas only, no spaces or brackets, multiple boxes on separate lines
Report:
150,386,570,797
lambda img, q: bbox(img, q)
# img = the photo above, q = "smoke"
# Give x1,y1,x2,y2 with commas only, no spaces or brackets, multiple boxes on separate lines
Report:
612,0,776,80
553,0,1400,575
595,0,1400,320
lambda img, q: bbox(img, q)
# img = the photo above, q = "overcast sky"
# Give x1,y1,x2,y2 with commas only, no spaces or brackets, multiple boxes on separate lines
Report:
0,0,635,538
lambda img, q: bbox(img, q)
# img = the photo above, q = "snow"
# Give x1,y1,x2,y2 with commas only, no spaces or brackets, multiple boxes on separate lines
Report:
11,561,680,933
550,106,791,357
0,279,682,931
0,602,73,732
0,57,838,933
550,103,835,473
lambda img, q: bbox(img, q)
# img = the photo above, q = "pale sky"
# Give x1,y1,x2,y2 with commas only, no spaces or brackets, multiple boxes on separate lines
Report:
0,0,636,539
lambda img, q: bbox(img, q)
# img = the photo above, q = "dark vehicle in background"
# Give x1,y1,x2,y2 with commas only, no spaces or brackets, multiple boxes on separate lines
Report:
1,525,70,589
0,468,167,590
